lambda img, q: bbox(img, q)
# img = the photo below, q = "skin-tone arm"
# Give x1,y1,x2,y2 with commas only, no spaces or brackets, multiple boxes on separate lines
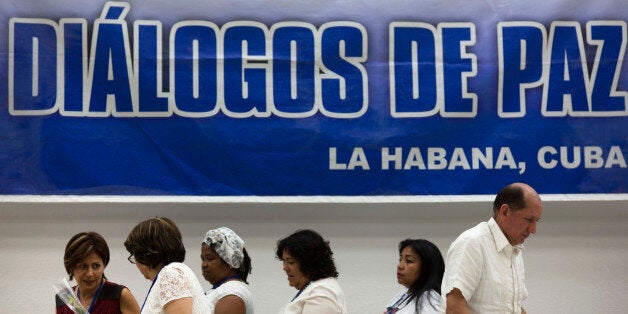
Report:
522,308,527,314
163,297,193,314
119,287,140,314
445,288,471,314
215,295,246,314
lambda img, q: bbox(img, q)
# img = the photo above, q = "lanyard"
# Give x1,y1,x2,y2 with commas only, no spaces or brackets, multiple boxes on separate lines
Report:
291,282,311,302
141,270,161,312
385,293,411,314
76,278,105,313
212,275,240,290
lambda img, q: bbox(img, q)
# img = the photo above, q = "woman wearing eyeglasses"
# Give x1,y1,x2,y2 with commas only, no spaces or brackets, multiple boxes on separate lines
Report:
124,217,209,314
56,231,140,314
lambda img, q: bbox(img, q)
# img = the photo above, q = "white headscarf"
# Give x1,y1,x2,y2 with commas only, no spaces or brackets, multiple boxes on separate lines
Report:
203,227,245,269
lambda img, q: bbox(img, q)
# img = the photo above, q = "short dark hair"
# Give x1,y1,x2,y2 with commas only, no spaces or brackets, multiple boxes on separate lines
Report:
64,232,110,280
398,239,445,311
275,229,338,281
124,217,186,268
493,183,527,213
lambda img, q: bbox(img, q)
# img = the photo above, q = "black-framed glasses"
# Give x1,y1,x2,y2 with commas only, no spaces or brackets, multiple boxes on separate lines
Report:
127,254,136,264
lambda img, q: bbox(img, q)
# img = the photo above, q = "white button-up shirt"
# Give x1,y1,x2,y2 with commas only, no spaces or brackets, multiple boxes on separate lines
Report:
441,218,528,313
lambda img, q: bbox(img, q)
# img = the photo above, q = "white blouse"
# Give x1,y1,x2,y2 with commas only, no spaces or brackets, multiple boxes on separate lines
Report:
280,277,347,314
206,280,254,314
385,289,441,314
141,262,210,314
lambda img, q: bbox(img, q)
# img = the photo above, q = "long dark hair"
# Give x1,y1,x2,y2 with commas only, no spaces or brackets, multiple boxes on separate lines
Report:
398,239,444,312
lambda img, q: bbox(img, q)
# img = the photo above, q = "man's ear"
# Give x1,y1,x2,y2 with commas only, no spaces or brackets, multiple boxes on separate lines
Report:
497,203,510,219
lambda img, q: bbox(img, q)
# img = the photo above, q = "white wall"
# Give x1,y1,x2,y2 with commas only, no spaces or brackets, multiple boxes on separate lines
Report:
0,199,626,313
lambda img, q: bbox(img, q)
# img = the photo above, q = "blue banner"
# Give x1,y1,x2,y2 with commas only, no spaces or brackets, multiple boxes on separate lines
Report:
1,0,626,196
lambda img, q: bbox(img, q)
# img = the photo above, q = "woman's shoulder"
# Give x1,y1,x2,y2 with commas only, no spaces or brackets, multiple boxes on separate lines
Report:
163,261,190,271
298,278,346,312
386,289,408,304
102,280,124,289
160,262,195,276
157,263,200,288
418,290,441,312
221,280,249,290
211,280,251,300
307,277,345,296
100,280,125,299
311,277,341,288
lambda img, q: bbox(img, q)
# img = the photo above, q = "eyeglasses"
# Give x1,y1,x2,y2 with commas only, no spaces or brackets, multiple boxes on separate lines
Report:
127,254,136,264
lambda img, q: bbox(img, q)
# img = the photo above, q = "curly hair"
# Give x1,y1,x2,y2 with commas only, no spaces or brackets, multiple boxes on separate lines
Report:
63,232,110,280
275,229,338,281
124,217,186,269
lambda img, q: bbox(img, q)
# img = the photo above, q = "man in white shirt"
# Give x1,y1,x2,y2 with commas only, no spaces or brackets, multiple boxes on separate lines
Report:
441,182,543,314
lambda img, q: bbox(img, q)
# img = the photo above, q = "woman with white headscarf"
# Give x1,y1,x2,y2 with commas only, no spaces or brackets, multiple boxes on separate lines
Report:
201,227,254,314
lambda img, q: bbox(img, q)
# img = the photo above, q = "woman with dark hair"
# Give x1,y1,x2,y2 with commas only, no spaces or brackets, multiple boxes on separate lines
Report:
56,231,140,314
201,227,254,314
275,229,347,314
384,239,445,314
124,217,209,314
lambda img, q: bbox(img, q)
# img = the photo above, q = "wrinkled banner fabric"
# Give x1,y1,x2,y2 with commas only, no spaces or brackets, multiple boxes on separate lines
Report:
0,0,626,196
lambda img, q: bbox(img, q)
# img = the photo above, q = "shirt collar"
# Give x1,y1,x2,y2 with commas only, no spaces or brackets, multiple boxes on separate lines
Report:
487,217,524,255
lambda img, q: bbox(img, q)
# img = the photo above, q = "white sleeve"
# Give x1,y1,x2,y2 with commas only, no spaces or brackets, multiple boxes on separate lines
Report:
157,265,193,307
441,236,483,302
